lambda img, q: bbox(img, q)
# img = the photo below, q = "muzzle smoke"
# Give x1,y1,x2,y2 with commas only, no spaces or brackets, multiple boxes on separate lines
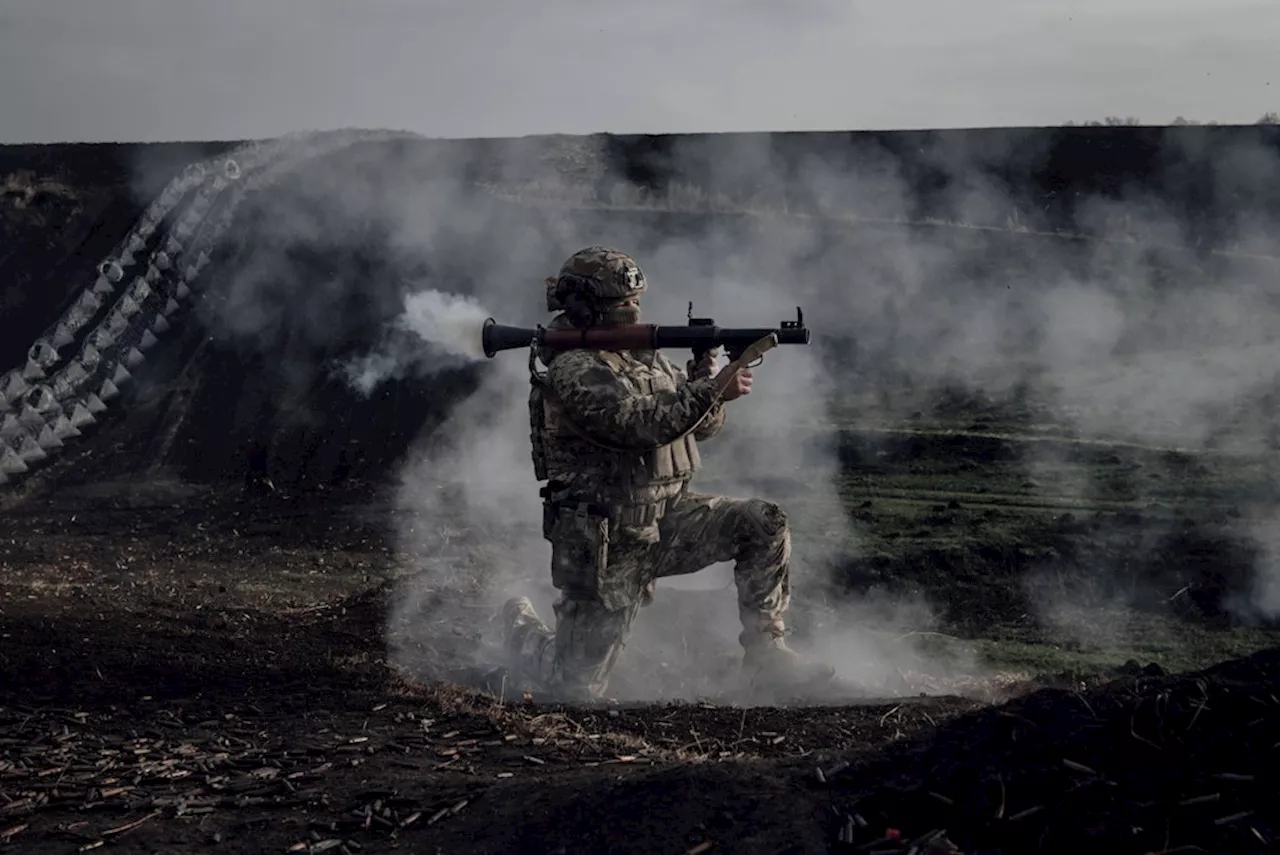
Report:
338,289,491,396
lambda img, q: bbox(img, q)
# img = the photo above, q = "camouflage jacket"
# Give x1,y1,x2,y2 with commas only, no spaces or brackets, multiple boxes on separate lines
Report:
530,326,726,531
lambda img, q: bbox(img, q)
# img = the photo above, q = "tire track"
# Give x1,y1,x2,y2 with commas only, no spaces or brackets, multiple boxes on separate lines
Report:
0,129,422,488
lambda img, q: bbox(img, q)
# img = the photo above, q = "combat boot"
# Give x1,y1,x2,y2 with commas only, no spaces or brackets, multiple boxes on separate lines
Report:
501,597,555,682
503,597,551,654
739,617,835,691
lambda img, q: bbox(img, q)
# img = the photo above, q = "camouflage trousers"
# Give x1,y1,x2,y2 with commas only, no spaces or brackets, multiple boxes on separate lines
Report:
509,491,793,701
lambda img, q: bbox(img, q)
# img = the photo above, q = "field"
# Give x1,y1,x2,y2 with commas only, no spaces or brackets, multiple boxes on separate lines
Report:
5,424,1280,854
4,130,1280,854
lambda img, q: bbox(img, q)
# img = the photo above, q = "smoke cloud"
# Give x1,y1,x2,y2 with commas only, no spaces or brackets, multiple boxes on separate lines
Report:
338,290,491,396
127,123,1280,704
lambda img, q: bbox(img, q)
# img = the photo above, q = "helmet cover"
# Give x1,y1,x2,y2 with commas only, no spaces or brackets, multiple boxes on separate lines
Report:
545,246,647,319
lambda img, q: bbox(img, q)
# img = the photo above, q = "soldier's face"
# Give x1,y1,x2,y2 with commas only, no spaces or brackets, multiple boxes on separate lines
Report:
602,296,641,324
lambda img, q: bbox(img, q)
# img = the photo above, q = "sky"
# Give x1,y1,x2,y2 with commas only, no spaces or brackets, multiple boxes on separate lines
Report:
0,0,1277,144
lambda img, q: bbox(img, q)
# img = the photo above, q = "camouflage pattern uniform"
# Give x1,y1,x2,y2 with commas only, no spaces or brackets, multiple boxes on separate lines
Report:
503,246,833,701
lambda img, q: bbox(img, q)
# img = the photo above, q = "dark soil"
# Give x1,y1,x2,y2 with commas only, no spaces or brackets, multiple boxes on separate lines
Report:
0,487,1277,854
0,487,984,854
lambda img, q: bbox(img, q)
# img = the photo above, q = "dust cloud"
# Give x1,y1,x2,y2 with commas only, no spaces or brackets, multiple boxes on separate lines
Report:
127,123,1280,703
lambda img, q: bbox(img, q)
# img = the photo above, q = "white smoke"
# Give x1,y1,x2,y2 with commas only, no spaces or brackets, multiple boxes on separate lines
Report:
338,289,490,396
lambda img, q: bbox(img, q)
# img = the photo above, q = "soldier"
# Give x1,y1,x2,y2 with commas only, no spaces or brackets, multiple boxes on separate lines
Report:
503,246,834,701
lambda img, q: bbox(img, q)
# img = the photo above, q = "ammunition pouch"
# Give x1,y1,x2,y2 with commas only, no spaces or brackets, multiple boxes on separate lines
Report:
541,483,667,544
528,382,549,482
541,484,658,611
609,500,666,545
547,501,619,607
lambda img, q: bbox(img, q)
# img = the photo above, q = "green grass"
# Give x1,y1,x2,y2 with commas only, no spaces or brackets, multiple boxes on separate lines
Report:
970,619,1280,676
704,395,1280,679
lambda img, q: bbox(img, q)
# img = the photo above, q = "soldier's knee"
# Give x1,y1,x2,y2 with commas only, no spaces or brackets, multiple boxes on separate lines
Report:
743,499,788,541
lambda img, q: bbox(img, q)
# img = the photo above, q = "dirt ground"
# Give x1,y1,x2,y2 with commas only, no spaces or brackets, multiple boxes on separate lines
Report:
0,483,976,855
2,482,1278,855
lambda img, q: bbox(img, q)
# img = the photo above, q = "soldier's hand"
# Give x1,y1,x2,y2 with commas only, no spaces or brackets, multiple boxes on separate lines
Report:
720,368,753,402
687,352,720,380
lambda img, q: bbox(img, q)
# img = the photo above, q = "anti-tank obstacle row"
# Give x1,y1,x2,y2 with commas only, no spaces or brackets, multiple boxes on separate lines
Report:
0,164,238,484
0,152,233,414
0,129,425,488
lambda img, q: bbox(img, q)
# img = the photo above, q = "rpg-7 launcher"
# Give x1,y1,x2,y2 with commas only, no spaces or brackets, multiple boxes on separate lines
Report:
482,304,810,378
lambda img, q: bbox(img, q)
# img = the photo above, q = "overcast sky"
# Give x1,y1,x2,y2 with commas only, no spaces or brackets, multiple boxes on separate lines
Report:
1,0,1277,144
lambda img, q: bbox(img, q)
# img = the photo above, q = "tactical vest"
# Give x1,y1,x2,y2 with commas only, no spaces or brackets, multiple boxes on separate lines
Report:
529,350,701,537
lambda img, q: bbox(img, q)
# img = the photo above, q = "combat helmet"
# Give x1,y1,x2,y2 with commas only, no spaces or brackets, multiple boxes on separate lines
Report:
544,246,647,326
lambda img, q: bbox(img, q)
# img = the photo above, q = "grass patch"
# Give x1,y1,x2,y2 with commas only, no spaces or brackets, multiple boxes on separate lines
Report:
972,616,1280,676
